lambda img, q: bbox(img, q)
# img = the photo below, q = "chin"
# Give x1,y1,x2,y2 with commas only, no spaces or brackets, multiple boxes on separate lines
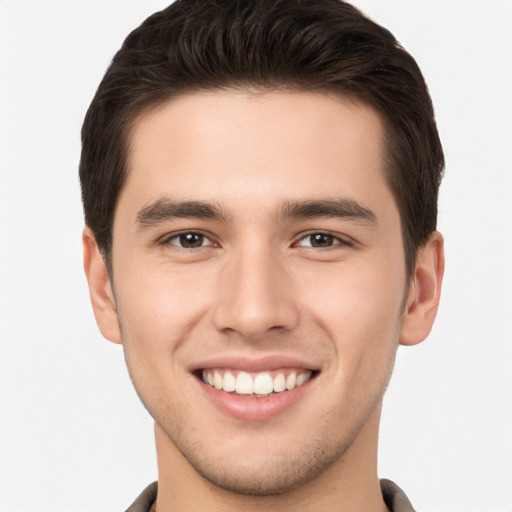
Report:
161,415,363,497
189,446,341,496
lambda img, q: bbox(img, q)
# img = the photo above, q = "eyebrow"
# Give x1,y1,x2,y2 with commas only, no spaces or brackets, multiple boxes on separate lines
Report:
277,199,377,224
136,198,229,228
135,197,377,229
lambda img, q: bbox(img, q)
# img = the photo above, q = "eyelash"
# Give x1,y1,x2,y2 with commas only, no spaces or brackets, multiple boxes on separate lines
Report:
160,231,216,249
294,231,353,249
160,231,352,250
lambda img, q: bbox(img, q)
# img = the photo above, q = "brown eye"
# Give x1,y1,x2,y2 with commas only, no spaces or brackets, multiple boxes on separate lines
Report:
166,232,211,248
310,233,335,247
297,233,340,248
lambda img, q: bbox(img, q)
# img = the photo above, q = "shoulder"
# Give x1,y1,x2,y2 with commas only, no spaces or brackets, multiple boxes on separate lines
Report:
124,479,413,511
380,479,416,512
124,482,158,512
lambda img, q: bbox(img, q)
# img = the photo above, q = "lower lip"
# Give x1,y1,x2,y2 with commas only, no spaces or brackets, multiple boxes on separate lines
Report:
197,376,315,421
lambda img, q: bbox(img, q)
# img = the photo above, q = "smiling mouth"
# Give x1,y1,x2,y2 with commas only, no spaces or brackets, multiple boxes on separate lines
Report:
199,369,315,398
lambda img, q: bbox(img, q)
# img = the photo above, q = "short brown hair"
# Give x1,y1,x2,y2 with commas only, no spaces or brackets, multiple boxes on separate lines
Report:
79,0,444,276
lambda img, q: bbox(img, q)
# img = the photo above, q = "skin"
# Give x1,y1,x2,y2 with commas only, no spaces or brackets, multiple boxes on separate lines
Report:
84,90,444,512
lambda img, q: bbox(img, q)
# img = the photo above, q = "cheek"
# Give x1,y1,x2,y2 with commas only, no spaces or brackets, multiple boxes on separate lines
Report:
302,255,404,314
113,265,215,415
298,255,406,363
114,262,215,357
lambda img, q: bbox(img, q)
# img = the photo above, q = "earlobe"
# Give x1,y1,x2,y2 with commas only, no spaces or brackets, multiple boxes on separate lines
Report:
82,227,122,344
399,231,445,346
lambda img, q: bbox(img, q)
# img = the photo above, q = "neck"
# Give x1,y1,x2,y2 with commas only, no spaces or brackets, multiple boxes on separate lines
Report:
154,404,389,512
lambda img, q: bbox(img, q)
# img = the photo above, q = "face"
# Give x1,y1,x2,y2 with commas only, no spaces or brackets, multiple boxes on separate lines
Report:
108,91,410,493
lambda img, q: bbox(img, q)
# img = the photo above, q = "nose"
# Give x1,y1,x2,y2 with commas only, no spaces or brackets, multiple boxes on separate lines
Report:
212,247,300,341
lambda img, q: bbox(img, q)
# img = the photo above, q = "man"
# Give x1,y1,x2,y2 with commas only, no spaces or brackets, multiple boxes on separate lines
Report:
80,0,444,510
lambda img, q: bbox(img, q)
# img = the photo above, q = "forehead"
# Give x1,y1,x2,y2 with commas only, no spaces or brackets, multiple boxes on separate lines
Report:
121,90,394,220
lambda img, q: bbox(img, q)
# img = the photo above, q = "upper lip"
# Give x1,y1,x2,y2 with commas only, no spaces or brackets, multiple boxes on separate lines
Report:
190,354,321,373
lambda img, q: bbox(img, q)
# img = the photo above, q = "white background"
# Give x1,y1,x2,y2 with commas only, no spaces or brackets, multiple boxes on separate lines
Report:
1,1,511,511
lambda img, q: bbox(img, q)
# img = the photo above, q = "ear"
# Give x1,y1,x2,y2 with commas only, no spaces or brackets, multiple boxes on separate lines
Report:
82,227,122,344
399,231,445,346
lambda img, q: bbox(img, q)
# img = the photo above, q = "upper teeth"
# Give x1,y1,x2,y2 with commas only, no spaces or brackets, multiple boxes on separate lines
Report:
202,369,312,396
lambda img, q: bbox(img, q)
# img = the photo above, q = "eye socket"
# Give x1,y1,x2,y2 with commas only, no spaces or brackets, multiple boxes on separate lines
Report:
162,231,348,250
164,232,214,249
295,232,347,248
